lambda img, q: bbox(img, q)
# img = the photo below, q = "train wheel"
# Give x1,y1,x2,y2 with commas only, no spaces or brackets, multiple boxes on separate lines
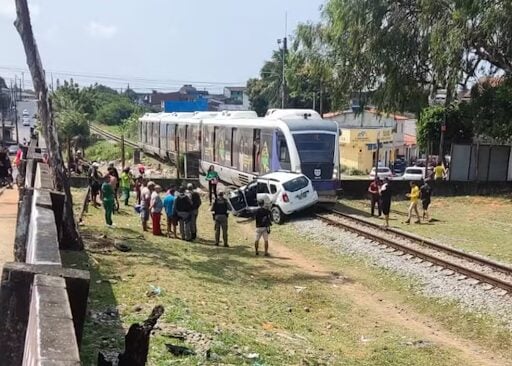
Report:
271,206,285,225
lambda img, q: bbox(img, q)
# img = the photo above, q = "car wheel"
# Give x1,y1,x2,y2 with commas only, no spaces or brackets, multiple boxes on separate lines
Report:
271,206,285,224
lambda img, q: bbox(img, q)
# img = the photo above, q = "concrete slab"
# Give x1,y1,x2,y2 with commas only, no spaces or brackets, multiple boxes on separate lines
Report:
0,188,18,273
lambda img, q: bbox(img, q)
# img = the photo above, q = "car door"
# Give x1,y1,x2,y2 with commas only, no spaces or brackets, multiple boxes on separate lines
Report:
256,180,272,209
227,188,248,214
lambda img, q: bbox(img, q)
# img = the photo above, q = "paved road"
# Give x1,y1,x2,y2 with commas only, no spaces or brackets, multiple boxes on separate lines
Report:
0,188,18,272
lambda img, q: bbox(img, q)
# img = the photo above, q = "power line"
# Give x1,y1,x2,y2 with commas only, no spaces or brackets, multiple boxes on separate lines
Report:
0,65,246,88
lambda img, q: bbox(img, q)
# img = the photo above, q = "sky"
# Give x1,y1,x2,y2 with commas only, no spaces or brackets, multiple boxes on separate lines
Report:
0,0,324,93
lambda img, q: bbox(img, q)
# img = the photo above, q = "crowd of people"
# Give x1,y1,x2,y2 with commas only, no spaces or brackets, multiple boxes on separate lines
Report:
88,164,273,256
367,177,434,228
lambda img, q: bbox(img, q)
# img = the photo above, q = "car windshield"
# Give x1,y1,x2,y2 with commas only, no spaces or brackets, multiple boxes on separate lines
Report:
293,133,335,163
406,169,423,175
282,176,309,192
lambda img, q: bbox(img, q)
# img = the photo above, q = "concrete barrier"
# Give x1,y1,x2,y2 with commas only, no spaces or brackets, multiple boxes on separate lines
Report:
339,179,512,199
0,141,90,366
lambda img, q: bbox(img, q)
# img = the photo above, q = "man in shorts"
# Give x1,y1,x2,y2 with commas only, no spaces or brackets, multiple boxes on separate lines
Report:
140,180,154,232
252,199,272,256
420,179,432,222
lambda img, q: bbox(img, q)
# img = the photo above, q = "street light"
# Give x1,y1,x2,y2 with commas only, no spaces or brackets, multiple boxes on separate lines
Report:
277,38,287,109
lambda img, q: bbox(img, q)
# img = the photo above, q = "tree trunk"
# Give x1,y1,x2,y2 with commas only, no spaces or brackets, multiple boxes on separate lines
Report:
14,0,83,250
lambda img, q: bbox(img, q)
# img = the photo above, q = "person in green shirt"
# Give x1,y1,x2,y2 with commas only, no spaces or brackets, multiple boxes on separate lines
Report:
205,165,219,204
120,167,133,206
101,174,115,227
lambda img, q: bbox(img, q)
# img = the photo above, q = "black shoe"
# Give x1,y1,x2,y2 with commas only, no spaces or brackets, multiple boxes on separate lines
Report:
224,243,229,247
255,251,259,256
215,242,219,246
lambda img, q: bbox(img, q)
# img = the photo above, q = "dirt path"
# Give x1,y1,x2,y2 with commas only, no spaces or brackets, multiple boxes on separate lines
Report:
239,222,509,366
0,188,18,272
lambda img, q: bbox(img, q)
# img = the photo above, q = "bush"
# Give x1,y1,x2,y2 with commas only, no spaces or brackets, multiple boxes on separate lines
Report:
85,140,133,163
96,98,136,125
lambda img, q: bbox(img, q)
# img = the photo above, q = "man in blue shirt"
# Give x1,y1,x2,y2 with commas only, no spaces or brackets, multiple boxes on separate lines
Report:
163,187,177,238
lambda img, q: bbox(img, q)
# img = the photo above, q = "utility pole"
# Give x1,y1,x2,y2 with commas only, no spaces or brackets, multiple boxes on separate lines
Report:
278,13,288,109
375,138,381,180
11,80,19,144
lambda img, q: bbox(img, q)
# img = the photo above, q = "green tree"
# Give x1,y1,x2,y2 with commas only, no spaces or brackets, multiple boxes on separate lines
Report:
417,105,473,154
246,78,269,116
96,98,136,125
464,77,512,142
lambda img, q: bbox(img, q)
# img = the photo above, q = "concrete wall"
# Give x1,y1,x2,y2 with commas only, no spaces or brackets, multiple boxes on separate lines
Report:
339,179,512,199
0,141,90,366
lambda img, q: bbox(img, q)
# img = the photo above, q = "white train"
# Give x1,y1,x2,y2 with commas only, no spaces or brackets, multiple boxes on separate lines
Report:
139,109,340,201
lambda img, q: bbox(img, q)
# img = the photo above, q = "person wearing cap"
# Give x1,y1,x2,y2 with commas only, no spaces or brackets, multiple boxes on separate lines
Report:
150,185,164,236
100,173,115,227
120,167,133,206
186,183,202,240
251,198,272,256
210,191,230,247
140,180,154,232
173,186,193,241
88,162,102,207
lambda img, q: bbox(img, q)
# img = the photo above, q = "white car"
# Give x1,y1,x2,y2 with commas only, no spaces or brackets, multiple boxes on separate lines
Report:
401,166,426,181
369,167,393,180
227,171,319,224
22,117,30,126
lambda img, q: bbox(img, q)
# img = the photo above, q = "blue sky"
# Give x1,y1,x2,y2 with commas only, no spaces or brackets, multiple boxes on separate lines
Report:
0,0,324,92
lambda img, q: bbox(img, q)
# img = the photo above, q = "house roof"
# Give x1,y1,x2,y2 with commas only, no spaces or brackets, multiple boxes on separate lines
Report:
225,86,246,92
324,108,413,121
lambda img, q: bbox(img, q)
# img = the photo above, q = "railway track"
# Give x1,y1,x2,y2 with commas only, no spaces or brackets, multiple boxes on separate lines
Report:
89,124,139,149
314,207,512,293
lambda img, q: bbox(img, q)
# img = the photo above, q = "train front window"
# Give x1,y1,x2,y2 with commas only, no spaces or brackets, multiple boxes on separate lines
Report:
293,133,335,163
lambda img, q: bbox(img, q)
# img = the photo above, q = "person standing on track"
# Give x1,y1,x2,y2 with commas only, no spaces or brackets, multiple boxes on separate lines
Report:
100,174,115,227
405,181,421,224
420,179,432,222
379,177,392,228
210,191,230,247
368,178,382,217
205,165,219,204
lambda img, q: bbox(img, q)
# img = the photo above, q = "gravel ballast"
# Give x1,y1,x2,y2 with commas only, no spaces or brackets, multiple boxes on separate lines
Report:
292,218,512,329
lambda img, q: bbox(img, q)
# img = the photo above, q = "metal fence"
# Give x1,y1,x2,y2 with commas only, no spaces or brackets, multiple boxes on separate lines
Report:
450,144,512,181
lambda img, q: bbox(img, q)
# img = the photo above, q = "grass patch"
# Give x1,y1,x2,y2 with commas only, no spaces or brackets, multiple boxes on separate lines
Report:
71,189,510,365
85,139,133,163
339,196,512,264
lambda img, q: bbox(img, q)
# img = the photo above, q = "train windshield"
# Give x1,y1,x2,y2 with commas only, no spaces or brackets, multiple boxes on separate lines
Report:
293,133,335,163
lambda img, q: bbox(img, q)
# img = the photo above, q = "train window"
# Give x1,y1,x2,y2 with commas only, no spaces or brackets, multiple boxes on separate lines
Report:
231,128,238,167
253,129,261,173
270,184,277,194
293,133,335,163
213,127,218,162
257,182,270,194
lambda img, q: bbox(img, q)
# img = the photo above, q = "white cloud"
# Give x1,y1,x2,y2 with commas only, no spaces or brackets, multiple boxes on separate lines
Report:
86,21,118,39
0,0,40,19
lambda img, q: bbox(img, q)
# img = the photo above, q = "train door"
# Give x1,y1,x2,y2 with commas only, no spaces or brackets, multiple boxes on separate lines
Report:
277,131,291,170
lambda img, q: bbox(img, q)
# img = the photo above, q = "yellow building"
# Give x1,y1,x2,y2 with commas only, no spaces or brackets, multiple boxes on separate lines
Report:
339,127,394,173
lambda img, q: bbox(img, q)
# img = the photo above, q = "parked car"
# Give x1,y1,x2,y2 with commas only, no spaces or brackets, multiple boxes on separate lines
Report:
8,144,18,155
227,171,319,224
369,167,393,180
401,166,427,181
22,117,30,126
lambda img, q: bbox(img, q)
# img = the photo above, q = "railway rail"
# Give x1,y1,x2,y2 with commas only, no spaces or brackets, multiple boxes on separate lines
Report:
314,207,512,293
89,124,139,149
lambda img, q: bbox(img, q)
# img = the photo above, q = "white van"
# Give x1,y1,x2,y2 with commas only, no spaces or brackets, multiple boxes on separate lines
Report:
401,166,427,181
